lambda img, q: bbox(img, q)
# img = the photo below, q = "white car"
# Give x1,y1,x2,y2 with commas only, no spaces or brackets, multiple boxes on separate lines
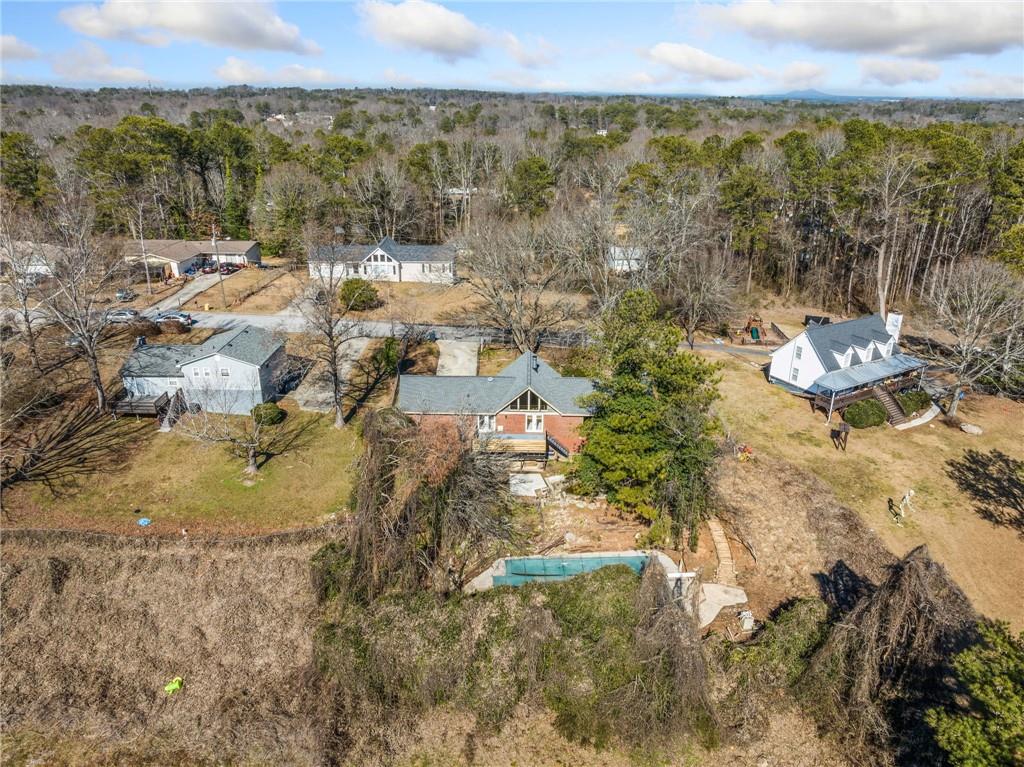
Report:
106,308,140,324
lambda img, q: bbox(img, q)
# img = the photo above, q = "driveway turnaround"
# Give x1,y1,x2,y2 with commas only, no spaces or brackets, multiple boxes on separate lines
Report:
436,340,478,375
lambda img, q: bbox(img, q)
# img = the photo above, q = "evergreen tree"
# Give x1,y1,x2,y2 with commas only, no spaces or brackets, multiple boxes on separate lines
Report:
575,291,720,545
927,622,1024,767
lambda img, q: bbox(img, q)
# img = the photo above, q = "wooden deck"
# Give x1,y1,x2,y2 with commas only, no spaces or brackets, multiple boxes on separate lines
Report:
813,373,920,417
111,392,170,416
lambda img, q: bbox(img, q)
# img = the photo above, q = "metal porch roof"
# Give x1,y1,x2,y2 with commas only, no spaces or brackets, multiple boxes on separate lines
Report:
812,353,926,393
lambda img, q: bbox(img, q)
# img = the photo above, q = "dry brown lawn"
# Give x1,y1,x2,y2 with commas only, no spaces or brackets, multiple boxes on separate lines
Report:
703,348,1024,630
180,267,297,312
349,281,482,323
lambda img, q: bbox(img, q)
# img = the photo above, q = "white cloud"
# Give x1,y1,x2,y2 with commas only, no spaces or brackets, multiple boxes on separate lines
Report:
704,1,1023,59
502,33,558,69
951,69,1024,99
381,67,424,86
52,41,150,83
779,61,828,90
860,57,941,86
646,42,751,82
59,1,320,54
1,35,40,60
358,0,485,62
490,69,567,91
216,56,336,85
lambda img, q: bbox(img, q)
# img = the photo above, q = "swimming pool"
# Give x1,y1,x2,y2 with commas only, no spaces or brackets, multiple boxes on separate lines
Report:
491,554,651,587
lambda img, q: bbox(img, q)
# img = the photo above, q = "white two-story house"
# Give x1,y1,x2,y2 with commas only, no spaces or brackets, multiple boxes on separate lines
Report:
768,313,927,419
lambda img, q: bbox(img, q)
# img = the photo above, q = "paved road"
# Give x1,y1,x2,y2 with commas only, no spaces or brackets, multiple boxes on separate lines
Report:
436,340,479,375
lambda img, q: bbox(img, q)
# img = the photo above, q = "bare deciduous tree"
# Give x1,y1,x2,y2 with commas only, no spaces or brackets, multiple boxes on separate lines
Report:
175,386,307,475
459,219,577,352
663,252,738,350
298,226,365,428
350,159,417,242
927,259,1024,415
38,169,126,411
0,213,49,372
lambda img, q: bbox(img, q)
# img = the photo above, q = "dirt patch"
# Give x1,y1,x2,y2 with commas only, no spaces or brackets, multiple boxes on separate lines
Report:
717,454,895,620
0,528,335,765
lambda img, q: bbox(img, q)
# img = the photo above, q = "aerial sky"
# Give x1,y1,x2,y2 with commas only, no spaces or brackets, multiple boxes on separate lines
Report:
1,1,1022,97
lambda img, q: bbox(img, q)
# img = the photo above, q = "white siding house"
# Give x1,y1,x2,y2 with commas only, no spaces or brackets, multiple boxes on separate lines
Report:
768,313,917,396
308,237,456,284
121,325,284,415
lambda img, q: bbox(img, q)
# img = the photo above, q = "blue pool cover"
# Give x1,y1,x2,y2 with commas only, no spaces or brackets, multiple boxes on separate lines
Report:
492,554,650,586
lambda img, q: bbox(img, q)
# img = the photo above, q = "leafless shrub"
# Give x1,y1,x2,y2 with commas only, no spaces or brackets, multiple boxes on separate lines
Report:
799,545,978,765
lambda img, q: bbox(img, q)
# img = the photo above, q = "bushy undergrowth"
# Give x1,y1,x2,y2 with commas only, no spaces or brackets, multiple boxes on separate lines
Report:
310,551,717,761
897,389,932,416
843,399,887,428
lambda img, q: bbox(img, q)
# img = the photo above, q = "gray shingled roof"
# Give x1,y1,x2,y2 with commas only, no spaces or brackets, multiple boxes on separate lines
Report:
396,352,594,416
121,325,282,378
803,315,895,373
120,344,193,378
310,237,455,264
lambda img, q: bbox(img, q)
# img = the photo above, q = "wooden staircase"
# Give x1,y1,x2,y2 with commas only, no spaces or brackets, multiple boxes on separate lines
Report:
872,385,907,426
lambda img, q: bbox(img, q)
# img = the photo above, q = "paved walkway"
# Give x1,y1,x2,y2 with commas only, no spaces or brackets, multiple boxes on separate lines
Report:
436,340,478,375
707,518,738,586
894,402,941,431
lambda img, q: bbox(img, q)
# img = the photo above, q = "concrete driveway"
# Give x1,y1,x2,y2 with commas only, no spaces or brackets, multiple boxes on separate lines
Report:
436,340,478,375
291,337,370,413
146,272,226,314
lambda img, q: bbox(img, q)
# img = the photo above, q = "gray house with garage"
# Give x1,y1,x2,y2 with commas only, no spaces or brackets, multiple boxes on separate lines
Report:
120,325,285,415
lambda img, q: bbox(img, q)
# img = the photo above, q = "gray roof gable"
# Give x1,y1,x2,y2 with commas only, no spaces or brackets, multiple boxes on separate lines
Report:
396,352,594,416
311,237,455,265
802,315,895,373
121,325,282,378
186,325,282,367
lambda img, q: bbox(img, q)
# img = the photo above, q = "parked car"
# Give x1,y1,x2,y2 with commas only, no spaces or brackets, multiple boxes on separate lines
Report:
115,288,137,302
155,311,194,327
64,334,85,348
106,308,140,324
200,263,219,274
219,263,240,275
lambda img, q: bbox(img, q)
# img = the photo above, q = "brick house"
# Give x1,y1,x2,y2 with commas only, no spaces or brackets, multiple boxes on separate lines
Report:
395,352,595,457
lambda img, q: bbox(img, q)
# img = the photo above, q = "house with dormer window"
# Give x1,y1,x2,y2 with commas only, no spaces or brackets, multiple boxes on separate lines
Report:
307,237,456,284
768,313,928,421
395,352,595,457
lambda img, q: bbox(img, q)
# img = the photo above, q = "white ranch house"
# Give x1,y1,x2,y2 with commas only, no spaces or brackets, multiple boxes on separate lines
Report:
120,325,285,415
308,237,456,284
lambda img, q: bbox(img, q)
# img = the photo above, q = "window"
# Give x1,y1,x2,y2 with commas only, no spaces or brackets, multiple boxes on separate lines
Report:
192,369,200,377
525,414,544,433
203,367,211,378
791,367,799,382
509,389,549,411
220,368,230,377
477,414,495,432
795,345,803,360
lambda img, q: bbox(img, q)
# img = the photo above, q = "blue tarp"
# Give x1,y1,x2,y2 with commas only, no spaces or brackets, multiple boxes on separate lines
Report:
813,353,926,394
492,554,649,587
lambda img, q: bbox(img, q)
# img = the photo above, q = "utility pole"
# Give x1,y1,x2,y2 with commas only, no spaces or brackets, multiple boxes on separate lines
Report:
212,224,227,308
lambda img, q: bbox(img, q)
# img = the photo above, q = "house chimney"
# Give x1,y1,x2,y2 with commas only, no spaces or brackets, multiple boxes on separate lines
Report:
531,353,539,372
885,311,903,343
135,336,147,348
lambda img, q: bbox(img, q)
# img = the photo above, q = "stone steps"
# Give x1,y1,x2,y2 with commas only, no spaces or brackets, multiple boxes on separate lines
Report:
707,518,737,586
